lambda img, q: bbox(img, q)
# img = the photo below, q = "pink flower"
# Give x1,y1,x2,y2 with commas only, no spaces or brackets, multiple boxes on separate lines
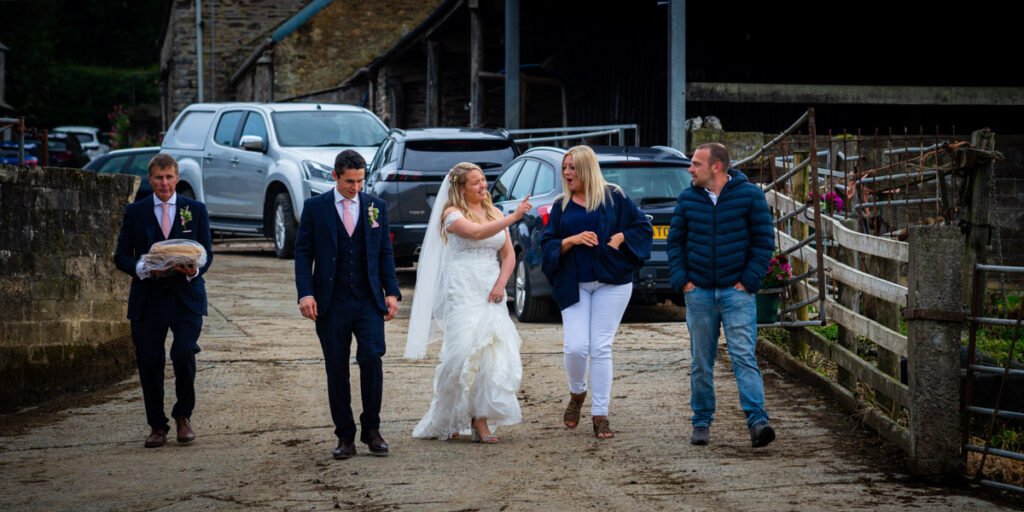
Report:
763,253,793,288
821,191,844,213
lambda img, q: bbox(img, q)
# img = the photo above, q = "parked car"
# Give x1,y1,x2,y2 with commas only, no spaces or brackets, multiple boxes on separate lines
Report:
4,133,89,168
53,125,111,160
366,128,521,267
0,141,40,166
83,146,161,200
46,132,92,168
160,102,389,258
491,145,692,321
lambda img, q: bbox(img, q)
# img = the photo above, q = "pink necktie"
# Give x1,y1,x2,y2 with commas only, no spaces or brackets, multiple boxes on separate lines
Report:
341,198,355,236
160,202,172,239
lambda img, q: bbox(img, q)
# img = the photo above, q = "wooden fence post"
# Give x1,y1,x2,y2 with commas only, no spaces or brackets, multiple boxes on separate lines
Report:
906,225,965,476
789,150,810,358
863,254,902,413
962,129,993,308
837,218,860,392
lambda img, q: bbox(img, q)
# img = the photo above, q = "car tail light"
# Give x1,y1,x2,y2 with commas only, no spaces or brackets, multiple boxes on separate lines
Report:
538,204,552,226
389,231,395,243
379,169,426,182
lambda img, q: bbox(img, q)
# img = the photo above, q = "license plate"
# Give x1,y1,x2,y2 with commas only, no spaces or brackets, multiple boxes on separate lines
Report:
652,225,669,240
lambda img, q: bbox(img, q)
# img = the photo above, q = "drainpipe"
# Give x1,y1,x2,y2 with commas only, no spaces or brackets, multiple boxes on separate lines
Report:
229,0,335,88
195,0,203,102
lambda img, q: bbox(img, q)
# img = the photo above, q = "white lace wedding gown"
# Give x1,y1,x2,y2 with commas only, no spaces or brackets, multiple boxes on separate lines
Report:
412,211,523,439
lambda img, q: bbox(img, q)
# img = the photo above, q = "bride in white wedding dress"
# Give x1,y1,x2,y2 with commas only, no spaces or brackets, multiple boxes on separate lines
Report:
405,162,532,442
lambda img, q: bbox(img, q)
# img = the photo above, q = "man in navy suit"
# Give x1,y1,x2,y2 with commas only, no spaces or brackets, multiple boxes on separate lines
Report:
295,150,401,460
114,153,213,448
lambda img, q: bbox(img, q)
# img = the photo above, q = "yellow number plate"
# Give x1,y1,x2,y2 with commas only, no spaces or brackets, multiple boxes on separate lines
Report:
652,225,669,240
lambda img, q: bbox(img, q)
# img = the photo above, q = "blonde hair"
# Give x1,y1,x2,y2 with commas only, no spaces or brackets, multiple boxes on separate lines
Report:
440,162,500,241
560,145,613,212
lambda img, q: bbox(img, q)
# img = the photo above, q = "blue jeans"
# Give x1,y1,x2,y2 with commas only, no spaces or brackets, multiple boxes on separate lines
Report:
684,286,769,428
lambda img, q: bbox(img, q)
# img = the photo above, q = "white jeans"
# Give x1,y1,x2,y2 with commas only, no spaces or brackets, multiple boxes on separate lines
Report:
560,281,632,416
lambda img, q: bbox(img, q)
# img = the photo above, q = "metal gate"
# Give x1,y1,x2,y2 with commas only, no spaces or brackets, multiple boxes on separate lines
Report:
963,263,1024,494
733,109,829,328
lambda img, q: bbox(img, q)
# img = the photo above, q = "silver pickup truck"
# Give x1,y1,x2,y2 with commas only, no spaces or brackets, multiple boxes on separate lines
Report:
160,102,388,258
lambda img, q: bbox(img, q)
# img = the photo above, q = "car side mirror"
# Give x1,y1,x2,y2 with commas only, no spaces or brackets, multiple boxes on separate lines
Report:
240,135,266,153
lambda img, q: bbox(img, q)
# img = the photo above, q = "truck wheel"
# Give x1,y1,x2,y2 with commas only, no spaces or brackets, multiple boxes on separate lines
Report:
273,193,297,259
514,256,550,322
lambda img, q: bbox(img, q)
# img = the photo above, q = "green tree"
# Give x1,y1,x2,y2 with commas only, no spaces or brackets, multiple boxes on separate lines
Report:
3,0,166,130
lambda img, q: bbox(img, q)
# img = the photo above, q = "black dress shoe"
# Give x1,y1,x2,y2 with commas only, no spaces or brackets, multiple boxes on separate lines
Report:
360,429,389,456
690,426,710,446
333,440,356,460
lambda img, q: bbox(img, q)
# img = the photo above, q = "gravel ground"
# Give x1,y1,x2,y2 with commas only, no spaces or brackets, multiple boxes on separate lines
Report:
0,247,1016,511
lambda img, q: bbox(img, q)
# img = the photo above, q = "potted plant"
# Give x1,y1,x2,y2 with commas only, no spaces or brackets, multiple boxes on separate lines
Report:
757,252,792,324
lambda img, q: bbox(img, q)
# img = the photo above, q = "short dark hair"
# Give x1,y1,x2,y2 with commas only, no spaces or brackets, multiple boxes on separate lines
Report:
148,153,179,174
697,142,730,171
334,149,366,172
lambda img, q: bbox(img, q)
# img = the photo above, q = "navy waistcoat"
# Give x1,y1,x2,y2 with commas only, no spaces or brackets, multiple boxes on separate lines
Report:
333,215,371,300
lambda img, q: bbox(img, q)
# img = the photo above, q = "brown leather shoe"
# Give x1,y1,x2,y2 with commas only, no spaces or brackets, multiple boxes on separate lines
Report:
175,416,195,444
144,428,167,448
333,439,357,460
360,429,389,456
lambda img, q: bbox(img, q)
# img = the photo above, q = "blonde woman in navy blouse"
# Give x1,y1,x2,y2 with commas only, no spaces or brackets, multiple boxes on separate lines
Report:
540,145,653,439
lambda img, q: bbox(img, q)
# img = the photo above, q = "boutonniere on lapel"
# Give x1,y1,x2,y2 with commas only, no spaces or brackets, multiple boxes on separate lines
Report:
367,204,380,228
179,205,193,231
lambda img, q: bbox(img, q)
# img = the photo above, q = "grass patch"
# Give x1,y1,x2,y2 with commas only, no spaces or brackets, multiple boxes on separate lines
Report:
810,323,838,343
966,289,1024,366
971,327,1024,367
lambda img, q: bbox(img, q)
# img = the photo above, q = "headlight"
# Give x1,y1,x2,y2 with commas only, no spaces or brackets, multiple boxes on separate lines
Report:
302,160,334,182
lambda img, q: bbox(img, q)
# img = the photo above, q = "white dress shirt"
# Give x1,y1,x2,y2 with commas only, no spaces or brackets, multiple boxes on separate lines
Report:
154,192,178,227
706,175,732,206
334,188,360,225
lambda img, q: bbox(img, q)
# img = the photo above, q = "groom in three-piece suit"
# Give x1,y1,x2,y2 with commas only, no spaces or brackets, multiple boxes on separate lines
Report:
114,153,213,448
295,149,401,460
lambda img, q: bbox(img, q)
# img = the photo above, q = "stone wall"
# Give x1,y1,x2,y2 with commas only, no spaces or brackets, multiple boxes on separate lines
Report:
207,0,440,116
160,0,307,125
0,165,139,412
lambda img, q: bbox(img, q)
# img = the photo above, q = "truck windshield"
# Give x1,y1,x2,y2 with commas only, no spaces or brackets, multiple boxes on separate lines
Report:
272,111,388,147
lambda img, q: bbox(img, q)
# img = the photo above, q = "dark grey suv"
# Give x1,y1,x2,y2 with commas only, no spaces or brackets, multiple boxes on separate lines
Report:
366,128,521,267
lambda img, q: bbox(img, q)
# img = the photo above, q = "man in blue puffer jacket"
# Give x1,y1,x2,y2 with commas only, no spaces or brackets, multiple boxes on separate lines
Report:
667,142,777,448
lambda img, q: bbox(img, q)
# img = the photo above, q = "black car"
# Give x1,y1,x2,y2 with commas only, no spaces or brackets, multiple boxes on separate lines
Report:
83,146,161,200
366,128,521,267
491,145,692,321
